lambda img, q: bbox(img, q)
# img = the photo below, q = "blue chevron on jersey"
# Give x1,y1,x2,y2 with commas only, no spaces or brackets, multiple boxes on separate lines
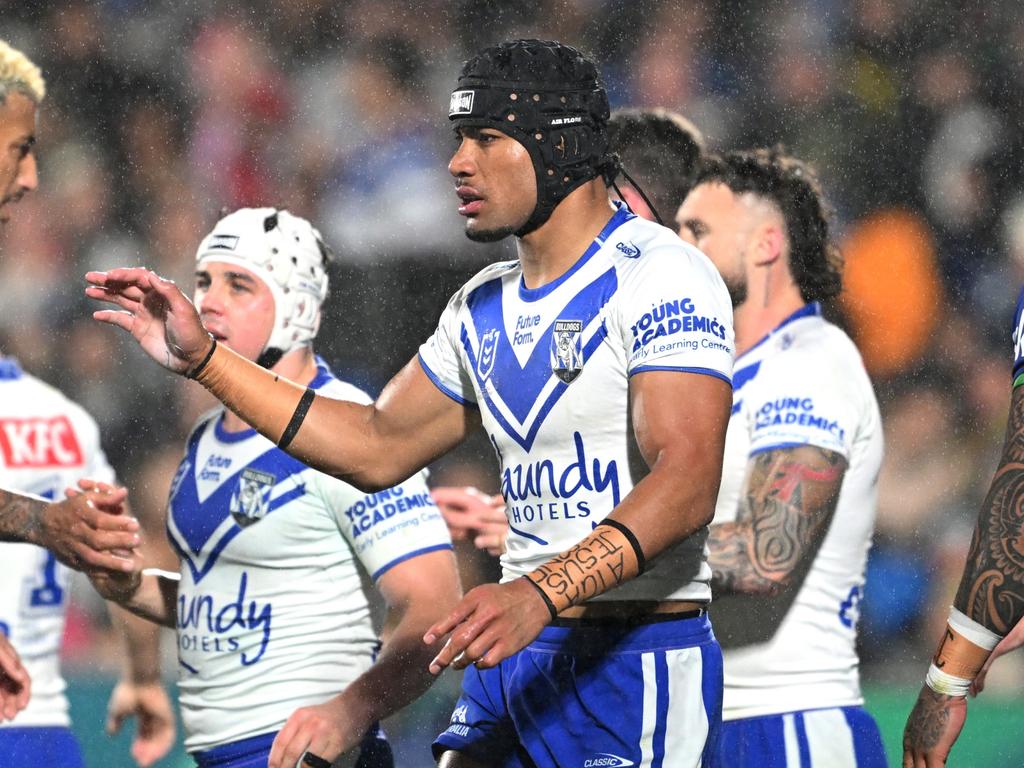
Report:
460,267,617,451
167,425,309,584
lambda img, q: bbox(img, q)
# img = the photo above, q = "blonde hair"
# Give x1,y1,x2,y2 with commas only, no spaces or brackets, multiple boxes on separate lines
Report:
0,39,45,105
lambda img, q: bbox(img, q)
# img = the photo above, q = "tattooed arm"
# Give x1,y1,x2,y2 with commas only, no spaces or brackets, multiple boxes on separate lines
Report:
0,485,140,573
903,384,1024,767
707,445,847,596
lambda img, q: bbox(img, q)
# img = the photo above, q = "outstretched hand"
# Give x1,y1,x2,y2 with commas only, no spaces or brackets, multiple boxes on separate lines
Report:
106,680,176,768
85,268,210,375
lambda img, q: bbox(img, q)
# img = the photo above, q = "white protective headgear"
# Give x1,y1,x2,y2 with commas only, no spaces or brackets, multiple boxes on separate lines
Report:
195,208,332,368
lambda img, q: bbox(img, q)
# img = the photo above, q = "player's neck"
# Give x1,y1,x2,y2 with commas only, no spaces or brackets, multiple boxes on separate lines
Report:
516,180,616,289
221,347,319,433
734,284,806,356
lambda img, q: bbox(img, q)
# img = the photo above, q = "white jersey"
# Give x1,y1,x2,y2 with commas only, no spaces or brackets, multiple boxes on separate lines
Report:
0,357,116,728
168,360,453,752
419,204,734,602
711,304,883,720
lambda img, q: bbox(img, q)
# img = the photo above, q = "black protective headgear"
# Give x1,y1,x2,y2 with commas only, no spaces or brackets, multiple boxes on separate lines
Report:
449,39,616,236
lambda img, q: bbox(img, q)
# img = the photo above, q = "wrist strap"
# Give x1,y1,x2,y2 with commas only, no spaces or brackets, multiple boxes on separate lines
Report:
521,576,558,620
597,518,646,574
186,338,217,380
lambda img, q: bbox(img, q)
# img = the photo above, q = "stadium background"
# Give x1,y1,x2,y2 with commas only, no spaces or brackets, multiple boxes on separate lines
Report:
2,0,1023,764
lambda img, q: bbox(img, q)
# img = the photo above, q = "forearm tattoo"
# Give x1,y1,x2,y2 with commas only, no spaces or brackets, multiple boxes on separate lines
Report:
708,446,846,595
0,488,47,545
527,526,638,612
904,687,953,752
954,386,1024,634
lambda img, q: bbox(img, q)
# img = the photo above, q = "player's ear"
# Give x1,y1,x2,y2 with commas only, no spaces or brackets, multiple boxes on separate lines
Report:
752,222,784,268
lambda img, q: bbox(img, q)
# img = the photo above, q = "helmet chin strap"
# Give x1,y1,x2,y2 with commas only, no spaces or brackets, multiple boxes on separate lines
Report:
256,347,284,370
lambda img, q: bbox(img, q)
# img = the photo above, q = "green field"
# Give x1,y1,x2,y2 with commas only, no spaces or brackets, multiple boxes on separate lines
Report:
67,677,1022,767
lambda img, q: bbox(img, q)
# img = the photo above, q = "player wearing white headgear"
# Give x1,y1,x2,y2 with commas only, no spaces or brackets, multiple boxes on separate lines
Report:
0,37,173,767
87,207,461,768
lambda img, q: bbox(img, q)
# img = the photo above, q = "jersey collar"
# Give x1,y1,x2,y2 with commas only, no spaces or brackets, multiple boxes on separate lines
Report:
736,302,822,363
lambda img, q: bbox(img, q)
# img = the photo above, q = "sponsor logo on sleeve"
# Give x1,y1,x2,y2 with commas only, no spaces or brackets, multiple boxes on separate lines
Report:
551,319,584,383
754,397,846,442
629,297,730,361
0,416,83,468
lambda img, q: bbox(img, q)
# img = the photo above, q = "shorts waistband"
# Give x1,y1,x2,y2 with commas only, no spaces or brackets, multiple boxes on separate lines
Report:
193,732,277,767
530,610,714,654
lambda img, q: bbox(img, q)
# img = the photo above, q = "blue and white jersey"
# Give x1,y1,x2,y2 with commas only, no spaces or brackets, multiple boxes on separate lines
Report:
1012,285,1024,388
419,204,734,602
168,360,452,752
0,357,116,729
712,304,883,720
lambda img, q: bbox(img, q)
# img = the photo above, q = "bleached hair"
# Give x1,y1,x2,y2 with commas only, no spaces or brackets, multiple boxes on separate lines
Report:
0,39,45,105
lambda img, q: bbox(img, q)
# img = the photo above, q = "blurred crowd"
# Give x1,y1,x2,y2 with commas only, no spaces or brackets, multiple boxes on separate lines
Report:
2,0,1024,743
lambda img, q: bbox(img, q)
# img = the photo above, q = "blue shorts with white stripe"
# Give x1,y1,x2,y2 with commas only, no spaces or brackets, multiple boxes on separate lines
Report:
0,726,85,767
191,725,393,767
432,611,723,768
709,706,886,768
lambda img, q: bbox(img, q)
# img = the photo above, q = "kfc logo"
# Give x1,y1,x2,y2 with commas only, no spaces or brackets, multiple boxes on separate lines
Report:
0,416,84,468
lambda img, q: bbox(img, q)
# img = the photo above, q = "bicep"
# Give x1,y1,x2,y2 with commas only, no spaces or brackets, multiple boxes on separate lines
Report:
375,549,461,629
629,369,731,474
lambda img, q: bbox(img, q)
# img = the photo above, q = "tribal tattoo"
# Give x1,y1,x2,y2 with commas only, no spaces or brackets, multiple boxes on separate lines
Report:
708,445,846,595
0,488,47,546
954,384,1024,634
527,526,638,612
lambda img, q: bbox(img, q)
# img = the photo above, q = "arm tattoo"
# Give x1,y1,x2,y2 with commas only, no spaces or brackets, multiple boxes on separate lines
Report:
0,488,48,545
528,527,632,611
708,446,846,595
953,385,1024,634
904,687,953,751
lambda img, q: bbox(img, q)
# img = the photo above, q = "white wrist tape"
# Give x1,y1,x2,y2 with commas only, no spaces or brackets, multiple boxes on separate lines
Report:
925,663,971,696
142,568,181,581
948,607,1001,650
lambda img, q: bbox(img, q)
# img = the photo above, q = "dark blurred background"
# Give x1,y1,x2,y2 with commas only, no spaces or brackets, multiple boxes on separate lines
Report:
2,0,1023,765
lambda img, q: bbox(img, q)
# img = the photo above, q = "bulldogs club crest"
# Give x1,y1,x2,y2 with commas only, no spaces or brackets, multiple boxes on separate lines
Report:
551,319,584,383
229,468,276,527
478,329,500,381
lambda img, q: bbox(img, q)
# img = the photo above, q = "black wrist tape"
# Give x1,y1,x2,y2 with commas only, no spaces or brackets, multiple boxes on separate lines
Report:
279,387,316,450
598,518,647,574
522,575,558,620
186,338,217,380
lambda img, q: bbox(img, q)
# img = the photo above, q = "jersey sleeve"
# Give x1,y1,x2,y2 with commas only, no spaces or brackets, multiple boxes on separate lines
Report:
1012,285,1024,388
745,353,858,459
418,290,477,405
619,242,735,384
324,470,453,581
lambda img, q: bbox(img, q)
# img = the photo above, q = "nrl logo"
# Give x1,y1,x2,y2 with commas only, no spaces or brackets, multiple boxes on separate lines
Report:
229,467,276,527
478,329,500,381
449,89,475,116
551,319,583,383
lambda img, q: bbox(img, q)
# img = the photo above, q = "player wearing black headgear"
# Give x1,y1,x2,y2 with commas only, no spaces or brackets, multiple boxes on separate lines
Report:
88,38,736,768
448,39,616,238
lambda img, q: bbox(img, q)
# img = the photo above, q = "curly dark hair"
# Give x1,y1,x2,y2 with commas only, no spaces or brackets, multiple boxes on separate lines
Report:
696,147,843,302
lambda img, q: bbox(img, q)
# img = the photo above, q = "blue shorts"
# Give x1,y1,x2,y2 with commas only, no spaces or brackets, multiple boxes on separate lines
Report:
709,706,886,767
433,611,722,768
0,726,85,767
192,724,393,768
